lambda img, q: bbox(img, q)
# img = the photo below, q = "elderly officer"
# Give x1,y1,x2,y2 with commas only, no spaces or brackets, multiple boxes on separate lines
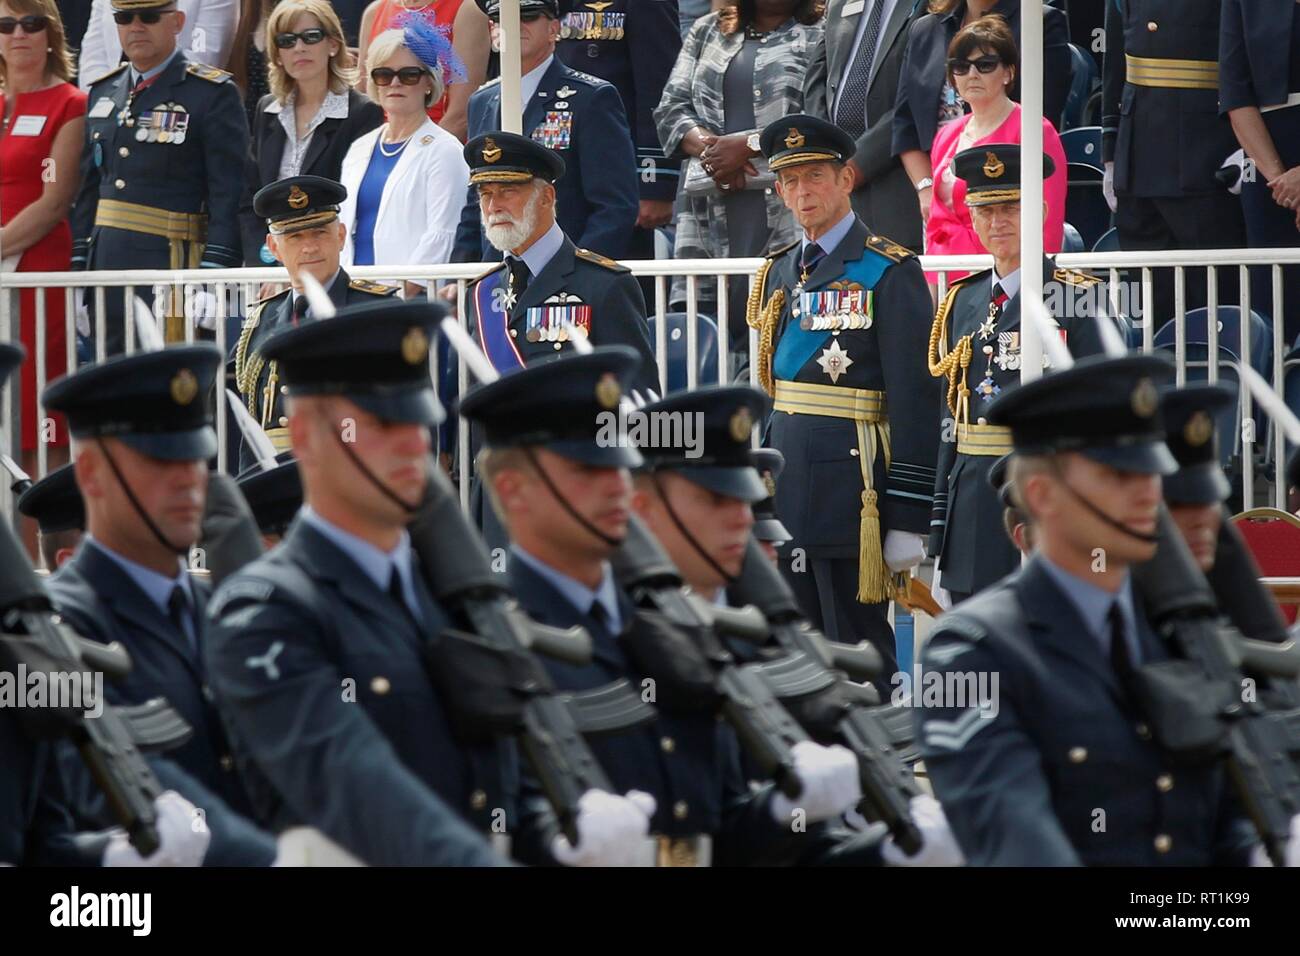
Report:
747,113,938,676
917,353,1300,866
459,132,656,389
16,464,84,572
38,344,277,865
205,300,653,866
928,143,1109,605
233,175,395,467
71,0,247,353
452,0,638,262
467,353,910,866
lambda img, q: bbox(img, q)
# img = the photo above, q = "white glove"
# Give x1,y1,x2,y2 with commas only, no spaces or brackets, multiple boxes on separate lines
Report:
1102,161,1117,213
770,740,863,824
881,794,966,866
101,791,210,867
75,288,90,338
1249,813,1300,866
883,530,926,573
186,288,221,331
550,789,656,867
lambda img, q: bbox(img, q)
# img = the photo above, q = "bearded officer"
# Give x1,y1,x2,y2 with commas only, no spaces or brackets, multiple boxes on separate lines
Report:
927,143,1110,605
233,175,395,468
747,114,938,678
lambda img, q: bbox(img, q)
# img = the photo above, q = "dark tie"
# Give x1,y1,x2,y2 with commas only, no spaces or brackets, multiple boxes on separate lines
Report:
1108,603,1141,705
167,584,197,657
388,565,422,630
588,598,610,634
991,282,1009,312
801,242,826,279
507,257,531,300
292,296,308,326
835,0,888,141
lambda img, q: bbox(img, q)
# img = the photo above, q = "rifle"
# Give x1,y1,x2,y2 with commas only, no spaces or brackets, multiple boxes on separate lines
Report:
725,537,924,854
1131,506,1300,866
0,514,192,856
409,464,656,844
0,453,32,496
609,515,815,800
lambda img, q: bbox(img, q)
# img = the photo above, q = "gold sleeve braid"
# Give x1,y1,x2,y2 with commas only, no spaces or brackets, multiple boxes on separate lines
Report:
234,302,267,416
927,283,973,418
745,258,784,396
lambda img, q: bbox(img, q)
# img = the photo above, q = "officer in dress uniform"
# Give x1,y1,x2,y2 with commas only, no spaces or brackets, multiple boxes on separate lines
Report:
453,0,639,262
1101,1,1245,313
205,300,653,866
466,352,926,866
556,0,682,273
39,345,276,865
233,175,395,468
16,464,85,572
916,353,1299,866
71,0,248,353
928,144,1109,605
746,114,939,678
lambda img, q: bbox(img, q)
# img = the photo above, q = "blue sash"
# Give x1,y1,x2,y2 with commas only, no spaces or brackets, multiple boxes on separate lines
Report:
774,250,890,381
475,269,524,373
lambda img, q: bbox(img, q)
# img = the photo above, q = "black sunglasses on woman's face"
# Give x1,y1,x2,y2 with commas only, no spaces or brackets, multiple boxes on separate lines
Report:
112,9,175,26
370,66,427,87
0,14,49,33
949,54,1004,76
274,28,328,49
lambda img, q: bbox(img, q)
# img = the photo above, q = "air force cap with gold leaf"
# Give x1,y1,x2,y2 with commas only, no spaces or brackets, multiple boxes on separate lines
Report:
253,175,346,236
1160,383,1235,505
464,130,565,186
954,142,1055,207
759,113,856,173
986,354,1178,475
43,346,221,461
259,299,445,425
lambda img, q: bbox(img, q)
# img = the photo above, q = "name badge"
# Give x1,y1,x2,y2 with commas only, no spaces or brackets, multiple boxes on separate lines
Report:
89,97,116,119
842,0,866,16
9,114,46,136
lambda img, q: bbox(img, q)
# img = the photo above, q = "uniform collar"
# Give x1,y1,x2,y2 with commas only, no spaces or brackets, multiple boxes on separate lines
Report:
83,536,191,617
1038,552,1141,663
992,265,1022,301
521,54,556,105
510,544,622,633
299,505,415,603
802,209,856,259
131,48,180,88
292,269,343,312
510,220,565,281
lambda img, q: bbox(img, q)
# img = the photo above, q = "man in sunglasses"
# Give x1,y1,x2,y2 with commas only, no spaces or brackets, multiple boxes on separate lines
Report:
77,0,236,91
71,0,246,354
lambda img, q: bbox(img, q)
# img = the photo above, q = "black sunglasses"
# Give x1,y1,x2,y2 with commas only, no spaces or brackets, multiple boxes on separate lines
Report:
274,28,328,49
112,9,176,26
0,14,49,34
370,66,427,87
949,54,1004,76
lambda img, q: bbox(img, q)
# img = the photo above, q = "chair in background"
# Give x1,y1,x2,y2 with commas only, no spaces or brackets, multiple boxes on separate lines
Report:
1061,222,1085,253
1061,45,1100,131
647,312,721,394
1065,162,1111,251
1232,507,1300,624
1060,125,1102,171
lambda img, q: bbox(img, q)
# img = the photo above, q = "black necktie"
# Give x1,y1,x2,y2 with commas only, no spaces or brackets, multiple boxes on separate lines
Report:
292,296,308,326
1108,603,1140,701
801,242,825,278
836,0,887,140
388,565,421,630
991,282,1009,312
588,599,610,633
167,584,197,656
507,257,530,300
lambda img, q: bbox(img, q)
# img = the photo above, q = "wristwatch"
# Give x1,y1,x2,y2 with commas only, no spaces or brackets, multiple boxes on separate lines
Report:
915,177,934,192
747,132,761,154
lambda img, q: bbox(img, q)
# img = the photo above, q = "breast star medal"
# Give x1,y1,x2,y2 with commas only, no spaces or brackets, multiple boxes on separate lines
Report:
817,340,854,383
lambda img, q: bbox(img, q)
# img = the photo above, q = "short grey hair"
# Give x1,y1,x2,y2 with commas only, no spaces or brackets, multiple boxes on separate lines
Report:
367,29,445,108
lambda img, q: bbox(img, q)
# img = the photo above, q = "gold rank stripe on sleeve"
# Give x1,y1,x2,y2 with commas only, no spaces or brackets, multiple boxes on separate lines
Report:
1123,54,1219,90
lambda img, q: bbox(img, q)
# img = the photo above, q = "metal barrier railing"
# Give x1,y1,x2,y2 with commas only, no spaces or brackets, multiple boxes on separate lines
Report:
3,249,1298,517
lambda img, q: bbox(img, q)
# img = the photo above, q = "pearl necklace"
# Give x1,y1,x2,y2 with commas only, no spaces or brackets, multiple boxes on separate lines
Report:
378,135,411,158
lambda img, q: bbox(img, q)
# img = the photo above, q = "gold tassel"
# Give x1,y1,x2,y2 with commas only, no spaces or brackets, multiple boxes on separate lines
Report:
857,488,889,604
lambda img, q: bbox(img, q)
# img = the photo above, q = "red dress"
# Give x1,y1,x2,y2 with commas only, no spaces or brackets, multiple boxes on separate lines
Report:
368,0,465,124
0,82,86,450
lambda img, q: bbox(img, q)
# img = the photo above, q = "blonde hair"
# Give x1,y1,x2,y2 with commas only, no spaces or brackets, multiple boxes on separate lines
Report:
367,28,444,109
265,0,355,103
0,0,72,85
477,445,533,523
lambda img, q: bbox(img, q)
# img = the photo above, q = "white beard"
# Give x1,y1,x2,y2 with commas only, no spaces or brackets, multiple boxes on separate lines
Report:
484,188,542,252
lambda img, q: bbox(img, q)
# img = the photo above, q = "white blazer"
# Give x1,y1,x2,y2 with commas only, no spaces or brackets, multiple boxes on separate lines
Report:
339,117,469,275
79,0,238,88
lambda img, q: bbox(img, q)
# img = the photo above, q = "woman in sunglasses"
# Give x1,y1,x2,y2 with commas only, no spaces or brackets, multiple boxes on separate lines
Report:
338,18,469,295
915,16,1066,282
238,0,383,268
77,0,236,91
0,0,83,552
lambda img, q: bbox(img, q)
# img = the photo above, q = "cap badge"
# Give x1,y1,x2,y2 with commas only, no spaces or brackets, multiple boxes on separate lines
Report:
595,372,621,410
983,151,1005,179
1130,378,1158,418
401,327,429,366
170,369,198,406
729,407,754,443
287,185,309,210
1184,410,1213,447
784,127,805,149
482,137,502,163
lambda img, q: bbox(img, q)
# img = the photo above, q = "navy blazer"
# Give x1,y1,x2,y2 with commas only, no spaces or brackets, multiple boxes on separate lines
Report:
1220,0,1299,112
891,0,1071,158
452,57,640,262
918,555,1260,866
238,89,385,264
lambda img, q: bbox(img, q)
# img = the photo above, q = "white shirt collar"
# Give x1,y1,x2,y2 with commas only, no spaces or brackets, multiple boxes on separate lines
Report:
521,54,555,105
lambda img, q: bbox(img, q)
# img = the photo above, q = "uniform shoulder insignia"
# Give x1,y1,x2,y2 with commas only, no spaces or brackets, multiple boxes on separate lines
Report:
349,279,397,296
252,287,287,306
564,69,603,87
186,62,233,83
575,248,629,272
1053,267,1102,287
87,63,129,87
865,233,917,263
766,238,800,261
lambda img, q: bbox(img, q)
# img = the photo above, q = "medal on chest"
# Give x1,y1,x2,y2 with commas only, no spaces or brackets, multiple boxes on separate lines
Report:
524,293,591,348
793,280,873,332
531,111,573,150
816,339,854,383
